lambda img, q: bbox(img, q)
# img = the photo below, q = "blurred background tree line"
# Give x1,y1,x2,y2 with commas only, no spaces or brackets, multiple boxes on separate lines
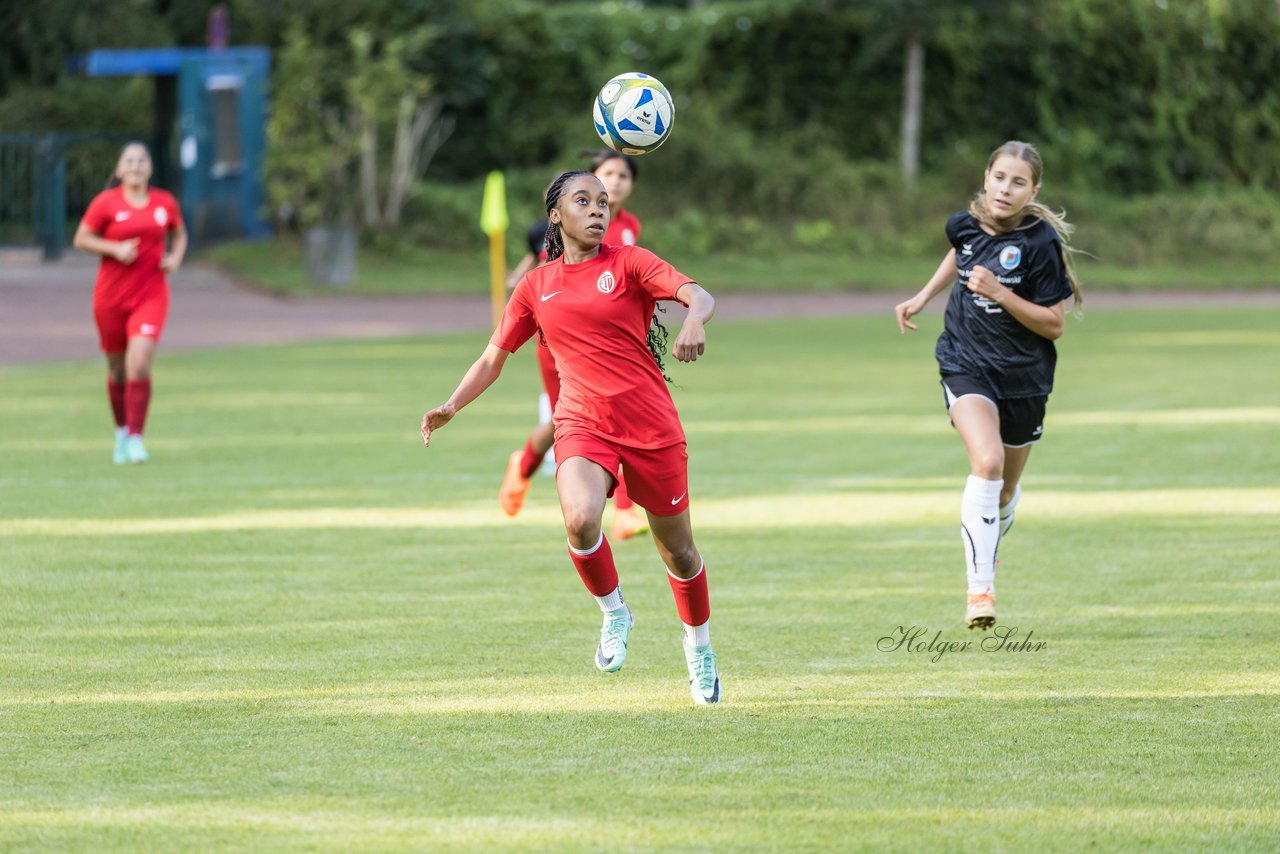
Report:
2,0,1278,281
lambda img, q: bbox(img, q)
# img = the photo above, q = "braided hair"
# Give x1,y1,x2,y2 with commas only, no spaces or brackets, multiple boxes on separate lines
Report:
542,170,673,383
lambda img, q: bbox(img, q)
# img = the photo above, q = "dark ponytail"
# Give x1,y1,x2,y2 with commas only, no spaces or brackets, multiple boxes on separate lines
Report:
582,148,637,180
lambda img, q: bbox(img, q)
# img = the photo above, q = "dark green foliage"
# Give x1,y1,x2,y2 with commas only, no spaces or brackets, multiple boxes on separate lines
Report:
1,0,1278,247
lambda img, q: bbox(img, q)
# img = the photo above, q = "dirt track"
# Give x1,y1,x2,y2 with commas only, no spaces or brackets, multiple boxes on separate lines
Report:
3,252,1278,365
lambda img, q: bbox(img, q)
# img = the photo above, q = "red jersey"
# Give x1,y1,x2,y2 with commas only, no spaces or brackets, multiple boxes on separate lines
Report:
605,208,641,247
492,244,693,449
81,187,183,307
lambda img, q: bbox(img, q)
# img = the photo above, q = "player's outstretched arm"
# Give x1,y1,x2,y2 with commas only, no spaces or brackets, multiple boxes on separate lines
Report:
895,248,957,333
672,283,714,363
505,254,536,291
421,344,511,447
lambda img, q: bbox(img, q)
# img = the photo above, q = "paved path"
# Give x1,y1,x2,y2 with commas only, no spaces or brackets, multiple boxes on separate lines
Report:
3,252,1279,365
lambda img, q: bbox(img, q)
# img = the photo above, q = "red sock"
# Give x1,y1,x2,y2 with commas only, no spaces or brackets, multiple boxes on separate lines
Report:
567,533,619,597
614,477,634,510
667,563,710,626
519,437,545,480
107,378,126,428
125,378,152,435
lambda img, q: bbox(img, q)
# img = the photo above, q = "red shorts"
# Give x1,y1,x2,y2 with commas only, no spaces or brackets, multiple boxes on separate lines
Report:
536,341,561,408
554,430,689,516
94,292,169,353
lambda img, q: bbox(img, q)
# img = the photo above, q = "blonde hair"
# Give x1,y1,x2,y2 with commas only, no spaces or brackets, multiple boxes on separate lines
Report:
969,140,1083,310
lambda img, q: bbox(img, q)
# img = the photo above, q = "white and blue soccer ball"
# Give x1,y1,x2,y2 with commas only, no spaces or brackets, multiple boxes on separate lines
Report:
592,72,675,155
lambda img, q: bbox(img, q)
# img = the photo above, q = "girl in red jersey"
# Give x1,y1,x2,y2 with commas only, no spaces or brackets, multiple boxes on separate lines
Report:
423,171,722,705
73,142,187,464
499,151,649,543
895,141,1082,631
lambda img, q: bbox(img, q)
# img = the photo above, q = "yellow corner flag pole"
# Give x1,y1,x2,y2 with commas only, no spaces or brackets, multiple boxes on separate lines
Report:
480,171,509,329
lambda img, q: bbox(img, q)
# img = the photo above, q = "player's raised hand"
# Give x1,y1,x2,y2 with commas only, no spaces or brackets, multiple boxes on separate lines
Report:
672,318,706,362
420,404,457,447
114,238,140,264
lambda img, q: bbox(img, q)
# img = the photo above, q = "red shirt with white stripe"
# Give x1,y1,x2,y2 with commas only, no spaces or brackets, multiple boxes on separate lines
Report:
81,187,183,308
492,244,692,449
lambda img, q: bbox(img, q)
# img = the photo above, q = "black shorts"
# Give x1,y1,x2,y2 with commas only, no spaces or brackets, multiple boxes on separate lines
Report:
940,374,1047,447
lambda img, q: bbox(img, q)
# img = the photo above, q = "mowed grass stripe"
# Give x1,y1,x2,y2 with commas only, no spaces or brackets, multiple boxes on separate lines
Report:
1,307,1278,851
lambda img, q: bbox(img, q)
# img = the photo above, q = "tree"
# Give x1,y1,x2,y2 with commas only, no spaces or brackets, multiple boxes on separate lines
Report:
347,29,454,233
265,23,454,233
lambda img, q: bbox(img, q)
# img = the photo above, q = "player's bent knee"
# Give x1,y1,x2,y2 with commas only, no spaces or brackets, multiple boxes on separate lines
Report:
973,452,1004,480
667,544,702,579
562,508,603,547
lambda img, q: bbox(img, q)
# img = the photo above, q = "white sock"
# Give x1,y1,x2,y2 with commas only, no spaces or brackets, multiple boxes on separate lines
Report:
999,484,1021,539
595,587,625,613
961,475,1003,594
683,620,710,648
115,426,127,438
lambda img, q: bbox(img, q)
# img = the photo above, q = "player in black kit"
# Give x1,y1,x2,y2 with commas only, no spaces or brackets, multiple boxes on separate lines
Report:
895,140,1083,631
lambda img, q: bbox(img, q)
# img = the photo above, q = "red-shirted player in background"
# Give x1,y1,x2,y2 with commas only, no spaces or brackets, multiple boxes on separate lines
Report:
73,142,187,465
422,171,722,705
499,151,649,543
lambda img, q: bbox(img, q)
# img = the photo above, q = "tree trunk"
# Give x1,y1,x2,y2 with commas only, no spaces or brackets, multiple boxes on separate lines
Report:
357,108,380,230
900,38,925,187
383,95,455,229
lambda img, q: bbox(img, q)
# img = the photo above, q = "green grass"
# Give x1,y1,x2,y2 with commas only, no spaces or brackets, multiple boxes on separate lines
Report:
203,237,1280,296
2,308,1279,850
204,239,491,295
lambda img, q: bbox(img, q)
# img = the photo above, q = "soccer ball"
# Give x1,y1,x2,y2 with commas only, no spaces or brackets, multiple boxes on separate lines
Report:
592,72,675,155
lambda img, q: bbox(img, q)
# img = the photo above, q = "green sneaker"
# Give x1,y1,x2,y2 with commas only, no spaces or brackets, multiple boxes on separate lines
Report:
684,640,721,705
595,607,633,673
112,429,129,464
126,434,149,464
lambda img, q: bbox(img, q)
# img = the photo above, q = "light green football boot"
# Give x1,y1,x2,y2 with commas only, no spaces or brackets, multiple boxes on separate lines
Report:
125,434,149,464
112,428,129,464
595,607,633,673
683,640,721,705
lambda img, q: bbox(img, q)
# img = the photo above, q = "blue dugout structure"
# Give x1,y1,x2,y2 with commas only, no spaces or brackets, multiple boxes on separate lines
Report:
73,47,271,244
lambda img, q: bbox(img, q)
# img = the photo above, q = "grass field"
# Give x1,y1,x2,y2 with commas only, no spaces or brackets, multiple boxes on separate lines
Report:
2,307,1279,850
203,237,1280,296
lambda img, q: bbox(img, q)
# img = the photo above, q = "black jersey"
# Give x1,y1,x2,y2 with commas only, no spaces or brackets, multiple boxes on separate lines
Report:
935,211,1075,399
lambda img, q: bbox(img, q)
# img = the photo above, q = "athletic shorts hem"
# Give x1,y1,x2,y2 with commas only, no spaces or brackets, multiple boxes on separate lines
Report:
941,374,1047,447
554,430,690,516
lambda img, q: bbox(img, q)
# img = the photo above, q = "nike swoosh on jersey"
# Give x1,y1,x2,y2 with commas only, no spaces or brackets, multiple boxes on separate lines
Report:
541,291,563,302
671,493,687,505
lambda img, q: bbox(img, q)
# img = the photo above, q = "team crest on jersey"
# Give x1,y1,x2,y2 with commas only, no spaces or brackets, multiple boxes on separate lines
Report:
154,206,168,227
999,245,1021,270
597,271,616,294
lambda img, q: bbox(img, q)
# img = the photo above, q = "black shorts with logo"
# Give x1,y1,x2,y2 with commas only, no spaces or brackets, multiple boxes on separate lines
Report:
940,374,1047,447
